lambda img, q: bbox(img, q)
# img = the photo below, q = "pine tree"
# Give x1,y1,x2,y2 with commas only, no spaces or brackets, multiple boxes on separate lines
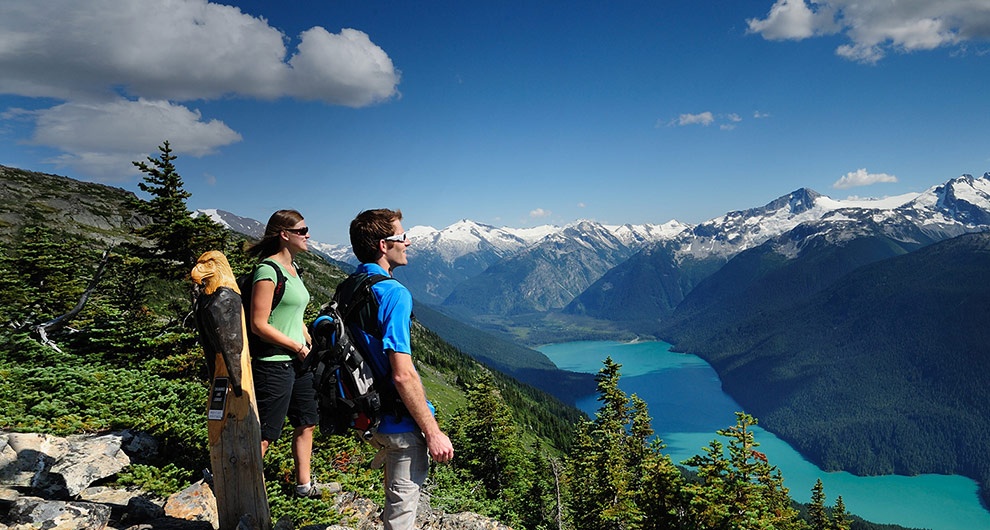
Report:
682,439,734,528
683,413,806,530
567,357,643,530
637,439,687,530
809,479,827,530
453,372,530,525
830,495,850,530
128,141,227,278
9,227,92,320
520,440,563,530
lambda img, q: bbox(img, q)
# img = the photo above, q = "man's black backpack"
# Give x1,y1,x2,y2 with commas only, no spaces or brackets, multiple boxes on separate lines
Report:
236,260,296,356
309,272,407,439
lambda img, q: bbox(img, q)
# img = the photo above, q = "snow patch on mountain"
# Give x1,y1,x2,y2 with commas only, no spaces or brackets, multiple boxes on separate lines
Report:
193,208,265,239
819,193,920,211
405,219,557,262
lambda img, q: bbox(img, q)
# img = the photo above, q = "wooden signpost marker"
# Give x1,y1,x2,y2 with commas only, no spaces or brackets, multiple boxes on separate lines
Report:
191,251,271,530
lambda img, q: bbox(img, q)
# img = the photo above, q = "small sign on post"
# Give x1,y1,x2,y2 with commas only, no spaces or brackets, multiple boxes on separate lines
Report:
192,251,271,530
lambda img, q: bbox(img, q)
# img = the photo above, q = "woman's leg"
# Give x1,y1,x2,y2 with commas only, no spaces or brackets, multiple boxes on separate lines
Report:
292,424,315,485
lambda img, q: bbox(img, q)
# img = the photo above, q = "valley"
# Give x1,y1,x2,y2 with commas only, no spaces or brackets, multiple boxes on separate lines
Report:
344,171,990,512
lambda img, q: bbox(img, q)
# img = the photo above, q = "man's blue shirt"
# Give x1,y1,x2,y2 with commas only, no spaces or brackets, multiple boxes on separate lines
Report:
352,263,433,433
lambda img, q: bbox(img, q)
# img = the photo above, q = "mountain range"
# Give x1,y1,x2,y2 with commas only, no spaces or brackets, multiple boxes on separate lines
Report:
198,171,990,507
299,174,986,341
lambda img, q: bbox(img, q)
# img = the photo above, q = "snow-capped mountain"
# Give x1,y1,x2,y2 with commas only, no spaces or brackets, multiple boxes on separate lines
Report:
307,240,355,264
669,188,919,261
395,218,682,304
406,219,558,263
436,219,682,316
569,172,990,327
193,209,266,239
394,220,558,303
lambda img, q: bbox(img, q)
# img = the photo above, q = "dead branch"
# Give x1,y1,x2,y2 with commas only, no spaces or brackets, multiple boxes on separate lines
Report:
32,246,113,350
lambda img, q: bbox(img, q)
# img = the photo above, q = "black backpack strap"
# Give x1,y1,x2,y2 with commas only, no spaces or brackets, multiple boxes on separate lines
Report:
257,260,288,310
338,274,393,335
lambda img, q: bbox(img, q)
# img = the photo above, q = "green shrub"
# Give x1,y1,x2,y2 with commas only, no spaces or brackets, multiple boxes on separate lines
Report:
115,463,194,498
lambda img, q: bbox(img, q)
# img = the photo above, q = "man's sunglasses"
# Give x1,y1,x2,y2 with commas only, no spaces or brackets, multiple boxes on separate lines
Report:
284,227,309,235
382,232,408,242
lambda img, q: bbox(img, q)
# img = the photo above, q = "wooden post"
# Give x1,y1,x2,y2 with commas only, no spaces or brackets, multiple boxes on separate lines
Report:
192,251,271,530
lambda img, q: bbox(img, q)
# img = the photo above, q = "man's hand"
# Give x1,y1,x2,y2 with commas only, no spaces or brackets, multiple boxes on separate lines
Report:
425,430,454,462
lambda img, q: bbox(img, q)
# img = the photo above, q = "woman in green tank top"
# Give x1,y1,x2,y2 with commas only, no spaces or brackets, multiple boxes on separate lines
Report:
247,209,326,498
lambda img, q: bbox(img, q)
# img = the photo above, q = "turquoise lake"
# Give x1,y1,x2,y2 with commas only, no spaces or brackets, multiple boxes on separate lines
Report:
539,340,990,530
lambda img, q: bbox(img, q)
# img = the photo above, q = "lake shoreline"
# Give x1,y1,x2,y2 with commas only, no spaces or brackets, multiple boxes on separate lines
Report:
540,339,990,530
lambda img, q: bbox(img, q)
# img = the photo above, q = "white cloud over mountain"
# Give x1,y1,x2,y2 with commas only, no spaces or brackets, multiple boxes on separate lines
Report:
0,0,399,179
748,0,990,64
832,168,898,189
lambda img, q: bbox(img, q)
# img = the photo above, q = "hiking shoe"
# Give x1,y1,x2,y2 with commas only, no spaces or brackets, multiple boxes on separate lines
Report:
294,481,340,498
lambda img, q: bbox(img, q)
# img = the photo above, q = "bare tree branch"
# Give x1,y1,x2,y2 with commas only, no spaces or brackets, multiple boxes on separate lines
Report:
32,246,113,349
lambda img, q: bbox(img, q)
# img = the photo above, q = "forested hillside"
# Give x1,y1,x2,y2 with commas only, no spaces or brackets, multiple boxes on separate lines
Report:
662,230,990,508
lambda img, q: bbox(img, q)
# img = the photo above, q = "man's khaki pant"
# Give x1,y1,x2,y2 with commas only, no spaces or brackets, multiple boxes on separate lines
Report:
371,431,429,530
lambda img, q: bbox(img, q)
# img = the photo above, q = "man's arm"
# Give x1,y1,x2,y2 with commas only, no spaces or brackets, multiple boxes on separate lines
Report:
388,350,454,462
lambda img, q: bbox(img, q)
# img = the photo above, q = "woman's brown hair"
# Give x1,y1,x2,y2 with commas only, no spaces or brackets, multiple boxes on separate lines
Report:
246,209,304,259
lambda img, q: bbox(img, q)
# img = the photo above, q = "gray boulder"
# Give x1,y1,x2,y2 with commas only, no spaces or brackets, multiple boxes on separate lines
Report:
0,430,157,499
6,496,111,530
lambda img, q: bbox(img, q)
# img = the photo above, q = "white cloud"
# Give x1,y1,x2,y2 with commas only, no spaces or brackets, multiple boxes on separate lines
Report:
287,27,400,106
748,1,990,64
577,202,586,208
832,168,898,189
0,0,399,179
675,112,715,126
29,98,241,180
720,124,737,131
31,99,241,157
747,0,839,40
727,113,742,122
0,0,399,105
754,110,772,118
530,208,552,218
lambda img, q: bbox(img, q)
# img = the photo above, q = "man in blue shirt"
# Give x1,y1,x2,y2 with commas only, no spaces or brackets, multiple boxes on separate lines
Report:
348,208,454,530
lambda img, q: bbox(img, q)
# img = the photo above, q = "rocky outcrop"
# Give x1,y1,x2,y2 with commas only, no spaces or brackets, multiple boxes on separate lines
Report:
0,165,152,246
0,431,156,498
0,431,511,530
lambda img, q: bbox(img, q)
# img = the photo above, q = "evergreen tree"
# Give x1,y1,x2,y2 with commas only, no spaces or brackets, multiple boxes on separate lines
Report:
683,413,806,530
808,479,829,530
128,141,227,278
3,227,92,322
567,357,643,530
830,495,850,530
809,479,827,530
460,373,527,497
682,439,734,528
636,439,687,530
520,440,563,530
453,371,530,525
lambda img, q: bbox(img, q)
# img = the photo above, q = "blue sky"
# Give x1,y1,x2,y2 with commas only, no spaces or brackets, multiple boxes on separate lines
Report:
2,1,989,245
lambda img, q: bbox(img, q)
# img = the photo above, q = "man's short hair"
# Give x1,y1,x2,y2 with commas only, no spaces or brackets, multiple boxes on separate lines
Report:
350,208,403,263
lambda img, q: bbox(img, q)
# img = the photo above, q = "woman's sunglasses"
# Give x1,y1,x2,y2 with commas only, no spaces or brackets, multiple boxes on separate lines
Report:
284,226,309,235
